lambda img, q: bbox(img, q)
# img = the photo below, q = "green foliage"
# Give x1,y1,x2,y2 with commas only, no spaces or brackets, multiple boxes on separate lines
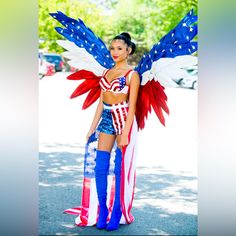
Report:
38,0,106,52
108,0,197,48
39,0,198,63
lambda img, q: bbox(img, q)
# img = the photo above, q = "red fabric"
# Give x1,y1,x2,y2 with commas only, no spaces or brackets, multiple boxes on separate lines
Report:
79,177,91,225
67,69,100,81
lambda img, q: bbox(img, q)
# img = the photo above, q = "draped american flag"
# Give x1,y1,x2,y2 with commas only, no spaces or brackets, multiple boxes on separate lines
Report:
63,119,138,226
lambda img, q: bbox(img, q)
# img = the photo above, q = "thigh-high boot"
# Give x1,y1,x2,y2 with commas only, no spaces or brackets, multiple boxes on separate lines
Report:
95,150,110,229
106,148,122,231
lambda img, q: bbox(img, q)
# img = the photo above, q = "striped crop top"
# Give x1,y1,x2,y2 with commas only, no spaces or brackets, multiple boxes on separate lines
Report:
100,69,134,94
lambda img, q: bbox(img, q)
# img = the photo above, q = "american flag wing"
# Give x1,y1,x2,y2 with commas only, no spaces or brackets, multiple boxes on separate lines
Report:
49,11,114,69
135,9,198,130
49,11,115,108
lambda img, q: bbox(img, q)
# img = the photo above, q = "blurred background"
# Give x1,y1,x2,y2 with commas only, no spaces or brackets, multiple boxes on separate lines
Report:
39,0,198,88
39,0,198,54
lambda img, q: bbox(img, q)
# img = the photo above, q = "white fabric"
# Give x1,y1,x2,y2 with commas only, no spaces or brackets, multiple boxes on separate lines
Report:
57,40,106,76
103,103,129,110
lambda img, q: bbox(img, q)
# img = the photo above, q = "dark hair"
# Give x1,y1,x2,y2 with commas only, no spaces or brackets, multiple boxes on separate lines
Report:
113,32,136,55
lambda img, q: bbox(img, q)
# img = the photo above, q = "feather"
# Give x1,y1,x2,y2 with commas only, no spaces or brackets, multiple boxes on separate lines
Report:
136,80,169,130
141,55,197,86
67,69,102,81
70,78,100,98
57,40,106,76
82,86,101,109
151,80,169,114
135,9,198,77
50,11,114,69
67,69,101,107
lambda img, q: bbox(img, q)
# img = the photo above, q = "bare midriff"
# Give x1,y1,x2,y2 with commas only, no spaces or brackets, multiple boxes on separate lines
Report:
102,91,128,105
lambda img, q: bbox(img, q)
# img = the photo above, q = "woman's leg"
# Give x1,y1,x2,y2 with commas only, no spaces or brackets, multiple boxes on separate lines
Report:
97,132,116,152
95,132,116,229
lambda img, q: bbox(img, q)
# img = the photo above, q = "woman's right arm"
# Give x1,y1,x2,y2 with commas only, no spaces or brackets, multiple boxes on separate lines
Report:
86,91,103,141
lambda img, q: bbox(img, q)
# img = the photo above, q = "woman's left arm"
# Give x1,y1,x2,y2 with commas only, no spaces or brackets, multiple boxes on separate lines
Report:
118,71,140,147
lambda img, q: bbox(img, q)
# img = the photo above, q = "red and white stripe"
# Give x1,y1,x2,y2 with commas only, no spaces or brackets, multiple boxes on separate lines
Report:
103,101,129,134
120,118,138,223
64,175,115,226
99,76,122,92
111,106,128,134
99,76,111,91
110,80,121,92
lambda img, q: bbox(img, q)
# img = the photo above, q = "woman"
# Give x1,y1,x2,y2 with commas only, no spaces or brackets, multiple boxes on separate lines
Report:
86,32,140,231
50,8,197,233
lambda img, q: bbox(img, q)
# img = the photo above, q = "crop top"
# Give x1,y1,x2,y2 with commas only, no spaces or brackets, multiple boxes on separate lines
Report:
99,69,134,94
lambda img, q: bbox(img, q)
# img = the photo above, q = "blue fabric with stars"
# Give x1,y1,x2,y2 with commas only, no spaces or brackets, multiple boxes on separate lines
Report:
83,132,116,178
119,77,127,90
84,132,97,178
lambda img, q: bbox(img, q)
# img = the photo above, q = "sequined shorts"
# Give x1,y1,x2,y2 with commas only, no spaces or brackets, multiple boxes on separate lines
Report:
97,101,129,135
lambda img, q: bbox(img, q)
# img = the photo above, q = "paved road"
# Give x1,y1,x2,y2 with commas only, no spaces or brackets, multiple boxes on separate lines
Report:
39,72,197,235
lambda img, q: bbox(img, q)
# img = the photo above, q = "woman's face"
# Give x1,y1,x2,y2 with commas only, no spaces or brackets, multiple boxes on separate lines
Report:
109,39,130,63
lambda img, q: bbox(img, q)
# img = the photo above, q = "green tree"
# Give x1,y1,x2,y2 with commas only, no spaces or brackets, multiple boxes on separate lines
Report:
38,0,107,52
108,0,197,48
102,0,198,63
38,0,198,64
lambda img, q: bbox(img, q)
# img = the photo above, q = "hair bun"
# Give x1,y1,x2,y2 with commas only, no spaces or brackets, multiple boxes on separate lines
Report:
130,42,136,55
120,32,131,41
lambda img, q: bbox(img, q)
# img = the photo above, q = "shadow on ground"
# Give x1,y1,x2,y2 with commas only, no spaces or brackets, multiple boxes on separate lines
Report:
39,147,197,236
